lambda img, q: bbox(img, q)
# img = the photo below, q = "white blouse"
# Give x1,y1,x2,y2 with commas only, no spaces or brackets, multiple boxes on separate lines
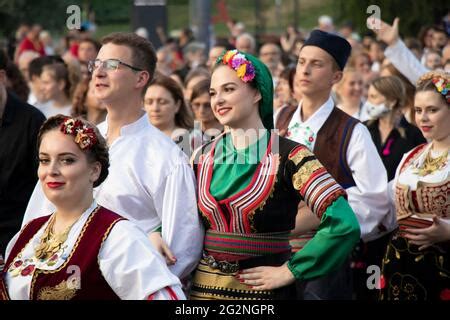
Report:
5,201,185,300
384,39,428,86
21,114,204,279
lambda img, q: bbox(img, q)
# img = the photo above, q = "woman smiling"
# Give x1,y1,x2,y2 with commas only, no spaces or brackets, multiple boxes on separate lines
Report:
1,115,184,300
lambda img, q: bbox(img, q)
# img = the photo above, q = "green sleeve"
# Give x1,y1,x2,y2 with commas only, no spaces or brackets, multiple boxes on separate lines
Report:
287,196,360,281
152,225,162,233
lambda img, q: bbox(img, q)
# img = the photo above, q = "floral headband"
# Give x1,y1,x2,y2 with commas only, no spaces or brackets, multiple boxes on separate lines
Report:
432,77,450,103
217,49,256,83
60,118,98,150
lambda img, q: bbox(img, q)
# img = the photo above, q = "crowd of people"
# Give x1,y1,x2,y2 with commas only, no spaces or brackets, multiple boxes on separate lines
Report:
0,12,449,301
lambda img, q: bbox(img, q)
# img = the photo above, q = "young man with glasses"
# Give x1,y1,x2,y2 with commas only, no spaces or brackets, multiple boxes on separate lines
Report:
21,33,203,284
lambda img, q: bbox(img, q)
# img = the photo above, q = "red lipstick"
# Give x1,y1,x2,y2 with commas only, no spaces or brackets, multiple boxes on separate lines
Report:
47,182,65,189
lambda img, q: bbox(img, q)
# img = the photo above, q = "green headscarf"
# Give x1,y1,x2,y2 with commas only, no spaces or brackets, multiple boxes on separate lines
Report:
215,50,274,130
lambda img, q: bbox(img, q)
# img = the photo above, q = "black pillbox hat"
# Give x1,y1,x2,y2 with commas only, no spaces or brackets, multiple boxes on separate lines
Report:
302,29,352,70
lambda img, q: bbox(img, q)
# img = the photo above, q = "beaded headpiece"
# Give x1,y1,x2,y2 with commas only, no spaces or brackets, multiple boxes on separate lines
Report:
60,118,97,150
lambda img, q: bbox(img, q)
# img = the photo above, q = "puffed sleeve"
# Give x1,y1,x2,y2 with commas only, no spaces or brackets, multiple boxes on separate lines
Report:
284,145,360,281
153,160,204,279
99,220,186,300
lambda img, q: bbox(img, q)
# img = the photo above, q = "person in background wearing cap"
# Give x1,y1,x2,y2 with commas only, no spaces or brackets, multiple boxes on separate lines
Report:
276,30,393,300
189,49,360,300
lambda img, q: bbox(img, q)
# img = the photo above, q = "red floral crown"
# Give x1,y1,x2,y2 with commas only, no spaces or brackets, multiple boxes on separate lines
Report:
60,118,98,150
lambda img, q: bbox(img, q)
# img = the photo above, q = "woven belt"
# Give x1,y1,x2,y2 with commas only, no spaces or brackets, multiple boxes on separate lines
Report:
202,250,292,274
204,230,291,258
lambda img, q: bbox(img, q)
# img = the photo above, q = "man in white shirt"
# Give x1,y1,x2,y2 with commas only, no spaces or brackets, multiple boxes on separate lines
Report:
277,30,394,300
22,32,203,281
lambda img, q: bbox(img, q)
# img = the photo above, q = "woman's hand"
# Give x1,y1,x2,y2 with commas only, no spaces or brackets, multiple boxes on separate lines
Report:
236,263,295,290
403,216,450,250
367,16,400,46
148,232,177,265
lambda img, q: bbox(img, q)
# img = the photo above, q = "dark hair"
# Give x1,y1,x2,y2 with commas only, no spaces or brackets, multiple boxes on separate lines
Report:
0,49,8,70
37,115,109,188
211,38,234,51
279,65,296,92
212,62,259,92
101,32,157,91
5,61,30,102
28,55,65,79
1,51,30,102
71,76,90,118
148,75,194,130
79,38,101,52
418,25,434,49
190,78,210,102
431,25,448,36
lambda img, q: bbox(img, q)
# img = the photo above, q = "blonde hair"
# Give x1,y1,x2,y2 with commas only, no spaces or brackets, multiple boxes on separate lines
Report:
334,67,359,102
370,76,406,113
368,76,407,137
381,63,416,124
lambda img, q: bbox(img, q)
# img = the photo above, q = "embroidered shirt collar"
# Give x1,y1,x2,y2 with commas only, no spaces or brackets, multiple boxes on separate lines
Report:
288,96,334,133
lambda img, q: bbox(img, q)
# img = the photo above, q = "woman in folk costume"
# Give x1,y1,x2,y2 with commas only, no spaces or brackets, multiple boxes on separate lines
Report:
0,115,184,300
189,49,360,300
380,71,450,301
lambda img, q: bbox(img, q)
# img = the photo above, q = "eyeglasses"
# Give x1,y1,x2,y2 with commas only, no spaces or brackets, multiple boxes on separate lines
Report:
88,59,143,73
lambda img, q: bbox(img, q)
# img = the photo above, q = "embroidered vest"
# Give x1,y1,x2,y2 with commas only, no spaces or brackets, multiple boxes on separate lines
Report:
276,106,358,189
2,207,124,300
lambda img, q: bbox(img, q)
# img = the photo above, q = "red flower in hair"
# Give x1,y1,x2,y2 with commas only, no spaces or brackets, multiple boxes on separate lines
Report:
74,127,97,150
60,117,97,150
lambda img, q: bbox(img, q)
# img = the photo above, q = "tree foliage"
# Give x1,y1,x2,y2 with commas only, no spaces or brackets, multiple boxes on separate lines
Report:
334,0,448,37
0,0,131,38
0,0,76,37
